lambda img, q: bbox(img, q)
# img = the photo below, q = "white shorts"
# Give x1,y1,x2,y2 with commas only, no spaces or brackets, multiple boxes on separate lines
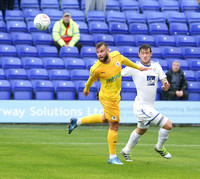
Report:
134,105,168,129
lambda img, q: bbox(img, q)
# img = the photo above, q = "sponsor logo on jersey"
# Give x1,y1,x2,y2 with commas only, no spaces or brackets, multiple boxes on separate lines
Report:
89,72,93,76
106,72,121,83
147,75,155,86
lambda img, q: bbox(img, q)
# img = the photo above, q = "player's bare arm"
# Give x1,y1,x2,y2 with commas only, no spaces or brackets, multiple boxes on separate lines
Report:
161,78,170,91
139,66,152,71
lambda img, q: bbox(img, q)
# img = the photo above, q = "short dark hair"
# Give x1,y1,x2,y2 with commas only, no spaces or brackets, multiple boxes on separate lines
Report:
95,42,108,49
139,44,152,53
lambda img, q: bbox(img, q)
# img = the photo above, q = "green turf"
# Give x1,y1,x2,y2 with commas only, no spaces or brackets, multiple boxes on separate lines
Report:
0,125,199,179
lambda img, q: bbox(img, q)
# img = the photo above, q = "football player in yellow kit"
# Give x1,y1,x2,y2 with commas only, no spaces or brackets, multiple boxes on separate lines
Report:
68,42,150,165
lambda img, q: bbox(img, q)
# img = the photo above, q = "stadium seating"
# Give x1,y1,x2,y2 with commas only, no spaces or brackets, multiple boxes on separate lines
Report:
54,80,76,100
129,23,149,35
168,59,189,70
7,69,28,80
76,21,89,34
20,0,39,9
5,10,24,21
12,32,32,45
175,35,196,47
169,23,189,35
71,69,89,81
119,46,139,58
165,12,187,23
80,46,96,57
120,0,140,13
2,57,22,69
0,32,13,44
182,47,200,58
22,57,44,69
87,11,105,22
60,0,79,10
94,34,115,45
28,69,49,80
12,80,33,100
37,45,58,57
68,10,85,21
27,21,48,33
108,46,120,52
59,47,79,58
149,23,169,35
79,34,95,46
180,0,199,13
43,57,65,69
40,0,59,10
17,45,38,57
107,11,126,23
49,69,70,81
88,21,109,34
109,22,129,34
64,58,86,70
189,23,200,35
187,12,200,24
125,12,146,24
85,58,97,70
0,21,7,32
32,33,53,45
23,9,42,22
187,81,200,101
160,0,180,12
114,34,135,46
0,69,6,79
155,35,176,46
146,12,166,24
42,9,63,21
0,45,17,57
151,47,163,58
0,80,11,99
162,46,183,58
0,11,3,21
140,0,160,13
183,70,196,81
135,35,156,46
121,81,137,100
7,21,27,32
196,71,200,81
106,0,120,12
190,60,200,71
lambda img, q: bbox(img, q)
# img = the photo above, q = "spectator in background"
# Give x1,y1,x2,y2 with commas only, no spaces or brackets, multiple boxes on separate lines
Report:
52,11,82,53
0,0,15,17
85,0,106,16
160,60,188,100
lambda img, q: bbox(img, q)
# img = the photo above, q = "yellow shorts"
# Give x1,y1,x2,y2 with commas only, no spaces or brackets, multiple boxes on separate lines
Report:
99,98,120,122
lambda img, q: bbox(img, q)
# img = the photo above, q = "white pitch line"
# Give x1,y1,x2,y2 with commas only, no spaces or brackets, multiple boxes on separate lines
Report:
0,142,199,147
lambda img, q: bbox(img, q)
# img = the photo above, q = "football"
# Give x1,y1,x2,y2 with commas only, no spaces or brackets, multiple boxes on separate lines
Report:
34,13,50,30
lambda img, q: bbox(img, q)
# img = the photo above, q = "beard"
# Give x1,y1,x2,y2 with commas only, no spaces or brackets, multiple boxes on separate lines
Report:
100,54,108,62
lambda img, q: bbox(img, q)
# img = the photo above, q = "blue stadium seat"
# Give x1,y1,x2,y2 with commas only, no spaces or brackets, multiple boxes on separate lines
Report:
87,11,105,22
0,10,3,21
40,0,59,10
76,80,97,100
162,46,183,58
23,9,42,22
149,23,169,35
180,0,199,13
135,35,156,46
189,23,200,35
81,0,86,11
168,59,189,70
12,80,33,100
109,22,129,34
151,59,168,70
114,34,135,46
59,47,79,58
151,47,163,58
34,80,54,100
106,0,120,12
107,11,126,23
175,35,196,47
37,45,58,57
54,81,76,100
2,57,22,69
32,33,53,45
88,21,109,34
196,71,200,81
71,69,89,81
5,10,24,21
20,0,39,9
187,81,200,101
160,0,180,12
108,46,120,52
125,12,146,24
79,34,95,46
27,21,49,33
17,45,38,57
49,69,70,81
183,70,196,81
28,69,49,80
121,81,136,101
61,0,79,10
129,23,149,35
43,57,65,69
0,80,11,99
0,69,6,79
76,21,89,34
22,57,44,69
64,58,86,70
190,60,200,71
140,0,160,13
120,0,140,13
68,10,85,21
86,58,97,70
182,47,200,58
7,21,27,32
165,12,187,23
12,32,32,45
146,12,166,24
0,32,12,44
169,23,189,35
7,69,28,80
94,34,115,45
42,9,63,21
0,21,7,32
118,46,139,58
187,12,200,24
80,47,96,57
155,35,176,46
0,45,17,57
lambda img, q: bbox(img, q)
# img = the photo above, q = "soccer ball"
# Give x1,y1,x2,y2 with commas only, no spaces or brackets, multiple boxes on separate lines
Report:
34,14,50,30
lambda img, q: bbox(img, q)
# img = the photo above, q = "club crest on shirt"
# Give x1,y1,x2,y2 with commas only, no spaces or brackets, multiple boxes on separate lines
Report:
112,116,117,120
116,62,120,67
147,75,155,86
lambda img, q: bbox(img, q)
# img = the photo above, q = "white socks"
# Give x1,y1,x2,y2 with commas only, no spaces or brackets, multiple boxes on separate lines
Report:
123,129,141,154
109,154,117,159
156,128,170,149
76,118,82,126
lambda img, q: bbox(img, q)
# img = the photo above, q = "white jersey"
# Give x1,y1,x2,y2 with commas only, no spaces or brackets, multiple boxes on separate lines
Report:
121,61,166,107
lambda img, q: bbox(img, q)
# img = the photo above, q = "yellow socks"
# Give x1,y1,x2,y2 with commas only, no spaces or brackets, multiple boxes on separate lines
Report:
81,114,104,124
107,129,118,155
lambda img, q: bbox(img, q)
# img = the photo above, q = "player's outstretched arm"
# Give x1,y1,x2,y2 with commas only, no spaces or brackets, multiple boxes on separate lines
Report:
139,66,152,71
161,78,170,91
83,76,95,97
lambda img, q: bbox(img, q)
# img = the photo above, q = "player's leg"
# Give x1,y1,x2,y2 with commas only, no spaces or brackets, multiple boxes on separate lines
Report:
121,122,148,161
152,114,173,159
68,114,106,134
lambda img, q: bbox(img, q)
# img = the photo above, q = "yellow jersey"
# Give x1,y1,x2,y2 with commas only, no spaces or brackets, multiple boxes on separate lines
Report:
84,51,140,101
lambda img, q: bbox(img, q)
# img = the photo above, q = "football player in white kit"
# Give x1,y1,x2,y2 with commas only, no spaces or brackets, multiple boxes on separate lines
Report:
120,44,172,161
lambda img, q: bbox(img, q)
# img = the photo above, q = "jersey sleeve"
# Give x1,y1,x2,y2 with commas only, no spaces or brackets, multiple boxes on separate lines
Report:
157,63,166,80
121,66,135,76
121,55,140,70
84,67,98,92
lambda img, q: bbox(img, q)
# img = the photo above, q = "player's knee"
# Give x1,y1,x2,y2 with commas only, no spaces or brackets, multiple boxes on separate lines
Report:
163,120,173,130
136,127,147,135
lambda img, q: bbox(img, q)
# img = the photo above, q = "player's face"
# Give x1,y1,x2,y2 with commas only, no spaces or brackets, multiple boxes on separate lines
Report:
96,45,109,63
63,15,70,24
172,62,180,73
139,48,152,65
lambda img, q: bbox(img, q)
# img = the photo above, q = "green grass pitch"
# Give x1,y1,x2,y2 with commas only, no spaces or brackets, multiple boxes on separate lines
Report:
0,124,199,179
